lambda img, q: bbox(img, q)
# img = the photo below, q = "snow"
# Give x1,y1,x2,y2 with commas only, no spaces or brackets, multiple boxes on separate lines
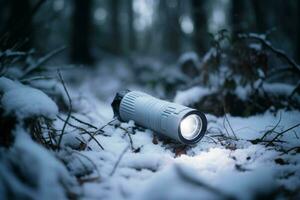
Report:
263,83,295,97
1,61,300,199
178,51,199,66
174,86,214,105
54,64,299,200
72,108,300,200
132,163,275,200
0,77,58,119
207,110,300,142
234,85,251,100
0,126,77,200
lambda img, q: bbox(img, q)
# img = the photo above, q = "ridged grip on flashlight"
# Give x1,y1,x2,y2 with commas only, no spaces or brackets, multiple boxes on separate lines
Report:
118,91,196,142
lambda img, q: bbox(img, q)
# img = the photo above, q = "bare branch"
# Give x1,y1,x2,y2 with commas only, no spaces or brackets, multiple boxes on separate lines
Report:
266,123,300,147
238,33,300,74
70,115,98,130
56,115,104,150
281,146,300,155
22,46,66,77
260,112,282,140
57,70,72,150
117,126,136,151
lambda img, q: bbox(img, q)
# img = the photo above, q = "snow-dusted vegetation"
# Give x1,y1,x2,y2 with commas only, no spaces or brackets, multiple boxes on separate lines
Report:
1,1,300,200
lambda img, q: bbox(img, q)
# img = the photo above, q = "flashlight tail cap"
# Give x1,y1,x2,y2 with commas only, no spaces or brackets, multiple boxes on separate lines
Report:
111,89,131,120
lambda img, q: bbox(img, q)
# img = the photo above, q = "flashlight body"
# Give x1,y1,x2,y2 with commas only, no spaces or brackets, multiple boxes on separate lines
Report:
112,90,207,144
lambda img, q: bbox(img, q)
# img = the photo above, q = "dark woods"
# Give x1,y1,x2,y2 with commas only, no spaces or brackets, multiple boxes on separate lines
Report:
0,2,300,199
0,0,300,116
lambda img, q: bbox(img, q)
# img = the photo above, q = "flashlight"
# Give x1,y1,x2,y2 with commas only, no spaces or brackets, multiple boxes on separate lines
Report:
111,90,207,145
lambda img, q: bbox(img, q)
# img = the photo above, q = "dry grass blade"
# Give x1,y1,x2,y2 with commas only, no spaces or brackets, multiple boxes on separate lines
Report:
266,123,300,147
281,146,300,155
224,113,237,140
22,46,66,77
70,115,97,130
57,70,72,150
260,112,282,140
56,115,104,150
117,126,135,151
89,118,117,140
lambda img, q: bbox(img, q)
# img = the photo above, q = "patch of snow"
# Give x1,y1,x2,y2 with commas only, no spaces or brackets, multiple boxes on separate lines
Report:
174,86,214,106
0,77,58,119
262,83,295,97
178,51,199,65
0,126,77,200
234,85,251,101
132,164,219,200
249,43,262,51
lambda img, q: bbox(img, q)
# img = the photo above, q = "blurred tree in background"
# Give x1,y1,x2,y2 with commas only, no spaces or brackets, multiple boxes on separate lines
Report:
1,0,299,62
0,0,300,116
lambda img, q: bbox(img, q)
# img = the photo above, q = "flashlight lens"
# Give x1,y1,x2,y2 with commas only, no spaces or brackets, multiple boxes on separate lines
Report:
180,114,202,140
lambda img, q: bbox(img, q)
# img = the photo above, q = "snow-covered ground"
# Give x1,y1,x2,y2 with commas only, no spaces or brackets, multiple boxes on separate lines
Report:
1,60,300,200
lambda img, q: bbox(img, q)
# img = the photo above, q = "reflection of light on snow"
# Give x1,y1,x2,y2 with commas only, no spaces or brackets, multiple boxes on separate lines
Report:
94,8,107,24
53,0,64,11
133,0,155,31
180,15,194,34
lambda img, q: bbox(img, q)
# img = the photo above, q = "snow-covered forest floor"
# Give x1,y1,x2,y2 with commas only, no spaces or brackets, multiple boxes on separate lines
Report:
1,58,300,200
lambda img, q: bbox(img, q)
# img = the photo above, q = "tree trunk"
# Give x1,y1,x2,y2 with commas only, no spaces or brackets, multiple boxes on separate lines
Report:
128,0,135,52
297,1,300,62
2,0,32,51
70,0,93,64
110,0,121,55
230,0,244,36
159,0,181,56
252,0,267,33
192,0,208,55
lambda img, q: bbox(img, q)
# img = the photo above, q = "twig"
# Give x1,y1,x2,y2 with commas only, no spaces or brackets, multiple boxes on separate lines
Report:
56,115,104,150
0,50,32,59
289,81,300,99
22,46,66,77
223,116,230,138
20,75,54,83
90,118,117,139
203,135,218,144
118,126,135,151
280,146,300,155
221,101,238,140
45,119,58,148
238,33,300,74
260,112,282,140
70,115,97,130
57,70,72,150
224,113,237,140
266,123,300,147
110,145,129,176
